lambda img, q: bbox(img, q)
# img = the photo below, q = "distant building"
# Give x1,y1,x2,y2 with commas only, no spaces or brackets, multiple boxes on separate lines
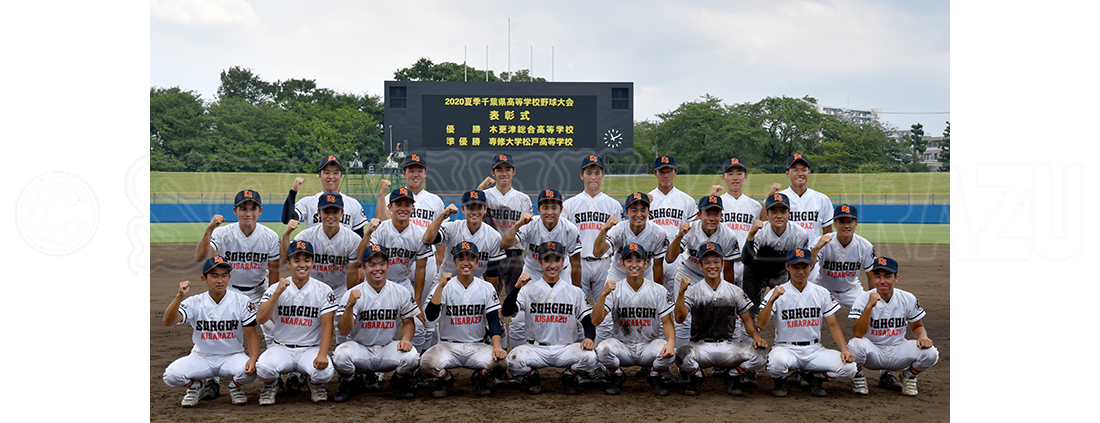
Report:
815,105,883,126
921,136,945,170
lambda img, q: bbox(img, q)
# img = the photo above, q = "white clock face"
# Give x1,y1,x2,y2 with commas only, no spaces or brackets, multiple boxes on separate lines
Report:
603,128,623,148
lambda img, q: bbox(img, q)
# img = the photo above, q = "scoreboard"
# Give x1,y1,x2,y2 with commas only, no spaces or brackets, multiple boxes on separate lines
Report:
384,81,633,194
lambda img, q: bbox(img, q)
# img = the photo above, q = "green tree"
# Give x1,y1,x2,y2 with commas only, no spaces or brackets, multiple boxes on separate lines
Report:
150,87,211,171
938,121,950,172
648,94,767,173
499,69,547,82
816,120,904,173
735,96,829,171
217,66,275,104
393,58,502,82
904,123,929,172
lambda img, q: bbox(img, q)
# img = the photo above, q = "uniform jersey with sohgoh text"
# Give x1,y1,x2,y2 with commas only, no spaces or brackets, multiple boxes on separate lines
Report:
648,187,698,241
779,187,833,245
370,220,434,282
676,221,741,281
719,193,762,246
383,188,446,230
514,219,582,281
432,220,506,279
261,277,339,347
602,278,674,344
763,282,840,344
292,225,361,295
813,234,875,292
336,281,421,346
485,187,533,250
177,290,257,355
683,280,753,342
294,191,368,231
517,278,594,345
428,276,502,343
562,191,623,259
605,220,669,281
209,223,281,288
847,288,926,347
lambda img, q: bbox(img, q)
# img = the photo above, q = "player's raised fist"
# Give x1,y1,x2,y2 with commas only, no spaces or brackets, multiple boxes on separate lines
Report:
767,182,782,195
285,219,300,233
602,280,616,295
749,219,765,235
866,291,881,307
771,285,786,298
517,213,534,226
348,289,362,303
478,176,496,190
603,215,618,228
379,178,392,191
292,177,306,192
368,218,381,230
178,281,191,296
678,221,691,237
277,278,292,293
443,204,459,217
515,273,532,289
208,214,225,229
439,272,454,287
710,185,724,196
816,234,832,247
679,277,692,293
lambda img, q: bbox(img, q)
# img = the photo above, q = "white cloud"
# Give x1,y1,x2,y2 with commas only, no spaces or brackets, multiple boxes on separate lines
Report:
151,0,260,28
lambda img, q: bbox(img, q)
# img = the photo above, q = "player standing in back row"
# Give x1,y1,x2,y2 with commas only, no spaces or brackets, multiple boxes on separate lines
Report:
711,158,762,288
765,154,833,248
282,154,368,236
562,155,623,299
477,153,533,301
377,154,447,308
647,156,698,295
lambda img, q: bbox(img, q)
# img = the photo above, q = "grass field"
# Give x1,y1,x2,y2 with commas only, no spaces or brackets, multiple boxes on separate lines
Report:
150,222,949,245
151,171,950,203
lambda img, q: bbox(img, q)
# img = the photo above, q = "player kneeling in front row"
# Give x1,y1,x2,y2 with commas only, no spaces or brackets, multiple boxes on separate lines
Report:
502,241,599,395
592,243,677,396
331,244,422,401
847,257,938,396
674,242,768,396
758,248,857,398
420,242,509,397
163,256,259,407
255,241,337,405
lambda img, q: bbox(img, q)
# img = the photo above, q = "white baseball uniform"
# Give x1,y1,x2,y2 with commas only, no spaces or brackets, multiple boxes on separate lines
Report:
562,191,623,300
779,187,833,247
292,225,361,301
332,282,422,376
670,222,741,348
762,282,857,381
676,279,765,373
508,218,582,349
812,234,875,309
430,220,506,282
603,220,669,283
720,192,762,287
742,222,809,315
255,277,338,384
846,288,939,373
369,220,435,350
383,187,446,306
485,187,533,245
294,191,368,232
420,277,507,379
595,278,676,372
649,187,698,297
506,278,598,376
162,290,259,388
208,223,281,301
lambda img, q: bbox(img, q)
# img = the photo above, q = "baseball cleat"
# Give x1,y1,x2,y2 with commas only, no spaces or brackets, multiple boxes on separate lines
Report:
471,371,492,396
200,377,220,400
308,382,327,402
795,370,811,390
431,371,455,398
228,381,247,405
808,374,827,397
524,370,542,395
648,371,671,396
635,366,651,378
605,370,625,395
725,375,743,396
259,382,278,406
771,377,789,397
361,373,381,392
901,369,919,396
740,370,759,389
852,370,869,395
684,371,705,396
181,380,203,408
391,372,415,399
333,378,359,403
285,372,305,393
562,370,580,395
879,371,903,391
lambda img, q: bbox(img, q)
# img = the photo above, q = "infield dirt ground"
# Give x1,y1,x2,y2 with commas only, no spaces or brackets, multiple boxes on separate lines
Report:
150,243,949,423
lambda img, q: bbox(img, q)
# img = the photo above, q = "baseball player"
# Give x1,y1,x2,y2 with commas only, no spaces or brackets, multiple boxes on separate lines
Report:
281,154,368,236
477,153,533,299
591,243,677,396
161,256,259,407
757,248,857,397
500,189,582,350
376,153,447,307
501,241,599,395
741,193,809,318
561,154,623,300
810,204,876,310
419,242,509,397
764,154,833,248
255,240,338,405
285,193,361,309
192,189,279,399
359,188,435,353
665,195,740,350
647,156,698,295
422,190,507,288
330,244,422,401
710,158,762,288
847,257,938,396
673,243,768,396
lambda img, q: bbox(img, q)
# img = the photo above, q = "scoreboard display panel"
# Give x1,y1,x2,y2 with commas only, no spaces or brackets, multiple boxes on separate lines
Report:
385,81,633,194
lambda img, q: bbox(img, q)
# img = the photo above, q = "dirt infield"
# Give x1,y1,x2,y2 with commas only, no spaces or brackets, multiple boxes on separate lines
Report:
150,243,949,422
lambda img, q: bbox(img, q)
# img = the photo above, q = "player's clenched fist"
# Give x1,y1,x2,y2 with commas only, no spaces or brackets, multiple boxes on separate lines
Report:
276,278,292,294
767,182,782,196
678,221,691,237
397,340,413,352
603,215,618,228
840,351,855,363
866,291,881,308
602,280,617,295
710,185,724,196
284,219,300,234
580,338,595,350
313,353,329,370
442,204,459,218
208,214,225,230
347,289,362,305
368,218,381,231
917,338,934,349
379,178,392,191
493,346,507,360
292,177,306,192
770,285,786,299
515,273,532,289
478,176,496,190
439,272,454,288
748,220,766,238
679,277,692,293
178,281,191,297
245,358,257,375
516,213,534,227
660,341,675,358
816,234,832,248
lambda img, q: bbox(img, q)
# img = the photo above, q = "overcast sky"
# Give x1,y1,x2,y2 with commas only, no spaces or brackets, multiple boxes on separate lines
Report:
150,0,950,135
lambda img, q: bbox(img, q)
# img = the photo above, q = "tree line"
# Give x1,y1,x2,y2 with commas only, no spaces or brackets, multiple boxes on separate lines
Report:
151,61,948,173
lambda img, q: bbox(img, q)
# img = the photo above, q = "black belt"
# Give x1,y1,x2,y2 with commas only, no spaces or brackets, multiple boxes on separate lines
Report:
780,339,819,346
526,340,554,346
695,338,734,343
232,284,259,291
505,250,525,257
274,341,318,349
440,338,465,344
582,257,606,262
